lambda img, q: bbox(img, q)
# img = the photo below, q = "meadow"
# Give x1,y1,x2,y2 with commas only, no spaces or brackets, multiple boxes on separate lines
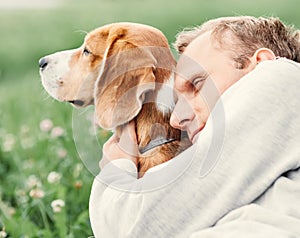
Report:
0,0,299,237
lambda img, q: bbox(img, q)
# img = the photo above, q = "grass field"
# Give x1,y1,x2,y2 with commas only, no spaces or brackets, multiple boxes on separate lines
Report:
0,0,300,237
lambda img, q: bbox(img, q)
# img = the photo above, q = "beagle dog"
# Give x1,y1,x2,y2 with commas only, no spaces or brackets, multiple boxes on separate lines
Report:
39,22,191,176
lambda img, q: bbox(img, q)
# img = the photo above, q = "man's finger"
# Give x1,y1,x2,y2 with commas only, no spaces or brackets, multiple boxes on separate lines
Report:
103,134,119,149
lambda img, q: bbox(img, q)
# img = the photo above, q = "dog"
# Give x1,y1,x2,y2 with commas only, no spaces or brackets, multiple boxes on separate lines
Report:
39,22,191,177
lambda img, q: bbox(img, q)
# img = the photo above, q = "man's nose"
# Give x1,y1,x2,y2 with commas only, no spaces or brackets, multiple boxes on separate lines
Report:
170,112,189,130
170,98,193,130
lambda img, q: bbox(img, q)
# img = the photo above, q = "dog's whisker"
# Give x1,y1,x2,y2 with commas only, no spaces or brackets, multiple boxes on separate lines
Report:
77,107,92,116
74,29,88,36
40,91,51,101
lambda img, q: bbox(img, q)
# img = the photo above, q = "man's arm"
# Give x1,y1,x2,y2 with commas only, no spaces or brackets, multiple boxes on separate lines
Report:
89,59,300,238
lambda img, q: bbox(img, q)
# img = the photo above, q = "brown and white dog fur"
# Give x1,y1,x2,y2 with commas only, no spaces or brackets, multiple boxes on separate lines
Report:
39,22,191,177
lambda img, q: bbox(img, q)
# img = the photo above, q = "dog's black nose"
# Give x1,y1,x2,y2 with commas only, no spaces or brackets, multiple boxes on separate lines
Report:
39,57,48,70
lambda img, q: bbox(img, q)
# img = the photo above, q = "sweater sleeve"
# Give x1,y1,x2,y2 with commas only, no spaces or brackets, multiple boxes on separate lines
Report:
190,168,300,237
89,58,300,238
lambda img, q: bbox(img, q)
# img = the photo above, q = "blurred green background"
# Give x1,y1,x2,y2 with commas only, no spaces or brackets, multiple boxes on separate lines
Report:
0,0,299,237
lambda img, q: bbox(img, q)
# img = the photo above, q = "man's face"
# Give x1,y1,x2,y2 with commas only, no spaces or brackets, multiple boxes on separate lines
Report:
170,31,253,143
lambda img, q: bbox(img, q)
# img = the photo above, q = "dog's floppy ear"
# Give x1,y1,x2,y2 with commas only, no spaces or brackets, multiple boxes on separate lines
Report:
94,30,157,129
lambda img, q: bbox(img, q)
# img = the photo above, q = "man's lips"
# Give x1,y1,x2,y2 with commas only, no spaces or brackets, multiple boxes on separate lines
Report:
190,124,205,143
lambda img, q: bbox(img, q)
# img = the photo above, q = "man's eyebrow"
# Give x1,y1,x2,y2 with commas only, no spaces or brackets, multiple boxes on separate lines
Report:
176,54,207,79
177,71,208,86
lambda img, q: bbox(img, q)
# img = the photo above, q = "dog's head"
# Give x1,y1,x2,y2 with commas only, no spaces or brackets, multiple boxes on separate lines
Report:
39,22,176,129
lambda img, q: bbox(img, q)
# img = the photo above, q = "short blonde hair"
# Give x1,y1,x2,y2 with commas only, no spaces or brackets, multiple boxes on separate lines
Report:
174,16,300,68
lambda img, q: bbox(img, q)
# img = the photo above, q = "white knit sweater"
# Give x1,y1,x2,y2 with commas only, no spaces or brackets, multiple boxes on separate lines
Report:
89,58,300,238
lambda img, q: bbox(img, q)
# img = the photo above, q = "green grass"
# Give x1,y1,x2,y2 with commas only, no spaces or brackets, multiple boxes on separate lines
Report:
0,0,300,237
0,71,104,237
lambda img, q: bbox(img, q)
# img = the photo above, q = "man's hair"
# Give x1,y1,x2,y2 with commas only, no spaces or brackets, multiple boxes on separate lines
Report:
173,16,300,68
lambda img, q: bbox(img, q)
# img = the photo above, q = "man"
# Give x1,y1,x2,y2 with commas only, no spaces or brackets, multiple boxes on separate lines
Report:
170,16,300,140
89,16,300,237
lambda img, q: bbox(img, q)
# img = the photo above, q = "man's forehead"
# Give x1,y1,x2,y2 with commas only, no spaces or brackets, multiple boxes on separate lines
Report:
175,31,212,79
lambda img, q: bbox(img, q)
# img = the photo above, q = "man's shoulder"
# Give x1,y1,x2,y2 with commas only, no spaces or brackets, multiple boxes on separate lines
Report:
238,58,300,89
259,58,300,75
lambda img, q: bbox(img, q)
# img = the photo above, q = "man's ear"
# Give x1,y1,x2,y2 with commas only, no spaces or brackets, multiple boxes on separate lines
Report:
252,48,276,64
94,43,157,129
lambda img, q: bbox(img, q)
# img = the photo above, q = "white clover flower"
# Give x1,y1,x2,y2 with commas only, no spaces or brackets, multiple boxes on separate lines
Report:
57,148,67,158
16,189,29,204
39,119,53,132
20,125,34,149
51,199,65,213
47,171,62,184
18,195,29,204
20,137,35,149
50,127,65,138
0,229,7,238
29,188,45,199
23,159,34,169
26,175,41,188
0,128,5,137
2,133,15,152
21,125,30,134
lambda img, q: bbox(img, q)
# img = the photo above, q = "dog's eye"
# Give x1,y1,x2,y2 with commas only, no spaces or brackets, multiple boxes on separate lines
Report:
83,47,91,56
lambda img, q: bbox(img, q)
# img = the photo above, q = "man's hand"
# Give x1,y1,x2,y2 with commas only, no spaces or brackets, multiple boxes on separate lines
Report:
99,121,138,169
